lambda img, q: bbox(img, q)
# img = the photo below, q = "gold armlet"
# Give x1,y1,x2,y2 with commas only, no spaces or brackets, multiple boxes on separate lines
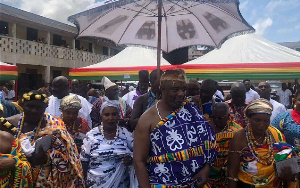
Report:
227,177,239,182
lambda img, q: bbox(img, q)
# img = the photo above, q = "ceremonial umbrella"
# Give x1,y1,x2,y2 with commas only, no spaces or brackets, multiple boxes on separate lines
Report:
68,0,254,73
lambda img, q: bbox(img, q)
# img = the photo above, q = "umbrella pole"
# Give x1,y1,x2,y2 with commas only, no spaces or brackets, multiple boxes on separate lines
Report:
156,0,162,100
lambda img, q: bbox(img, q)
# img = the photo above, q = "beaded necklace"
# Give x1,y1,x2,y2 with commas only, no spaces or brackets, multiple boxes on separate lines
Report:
16,113,43,144
100,124,119,145
62,116,82,135
245,126,274,165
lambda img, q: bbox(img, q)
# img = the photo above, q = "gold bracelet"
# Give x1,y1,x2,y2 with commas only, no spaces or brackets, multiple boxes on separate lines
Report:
227,177,238,182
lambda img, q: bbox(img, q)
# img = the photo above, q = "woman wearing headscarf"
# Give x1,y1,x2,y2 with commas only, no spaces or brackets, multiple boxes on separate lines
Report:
272,90,300,147
81,101,135,187
227,99,298,188
2,90,85,187
59,94,90,152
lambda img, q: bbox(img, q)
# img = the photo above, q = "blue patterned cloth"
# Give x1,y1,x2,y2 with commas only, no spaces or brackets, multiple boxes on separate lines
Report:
148,102,217,187
271,111,300,146
0,99,20,118
147,90,156,110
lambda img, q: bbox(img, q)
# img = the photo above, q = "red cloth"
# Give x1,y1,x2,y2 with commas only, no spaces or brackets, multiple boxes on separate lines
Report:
291,109,300,125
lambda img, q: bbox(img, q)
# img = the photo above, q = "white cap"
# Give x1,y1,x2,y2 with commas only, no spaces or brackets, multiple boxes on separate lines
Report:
101,76,116,90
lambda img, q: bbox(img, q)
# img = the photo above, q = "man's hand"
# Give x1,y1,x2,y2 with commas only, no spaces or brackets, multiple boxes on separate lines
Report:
0,158,16,172
122,154,133,166
192,164,210,188
29,146,48,166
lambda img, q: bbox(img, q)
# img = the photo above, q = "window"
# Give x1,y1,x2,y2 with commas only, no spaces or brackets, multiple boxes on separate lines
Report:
103,46,109,55
53,34,62,46
89,43,93,52
0,21,8,36
75,40,80,50
27,27,38,41
295,47,300,52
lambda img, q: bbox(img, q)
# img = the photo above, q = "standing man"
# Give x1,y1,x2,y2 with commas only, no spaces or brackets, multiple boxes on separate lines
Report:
122,70,149,108
257,82,286,122
277,83,292,109
134,69,217,187
130,69,163,130
186,78,200,97
90,76,132,129
45,76,92,127
226,83,248,127
243,79,260,103
70,79,79,93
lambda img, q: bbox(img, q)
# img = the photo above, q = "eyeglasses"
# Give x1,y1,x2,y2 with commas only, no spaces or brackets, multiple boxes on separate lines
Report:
211,115,227,120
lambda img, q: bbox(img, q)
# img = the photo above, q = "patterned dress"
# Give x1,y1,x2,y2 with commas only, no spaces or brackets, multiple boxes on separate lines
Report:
225,99,248,127
0,139,33,188
209,119,243,188
238,126,297,187
15,113,84,188
271,110,300,147
62,117,91,153
81,126,134,188
147,101,218,187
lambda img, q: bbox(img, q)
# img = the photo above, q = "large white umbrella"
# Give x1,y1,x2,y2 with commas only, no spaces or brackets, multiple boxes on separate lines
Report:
69,0,254,73
69,0,253,53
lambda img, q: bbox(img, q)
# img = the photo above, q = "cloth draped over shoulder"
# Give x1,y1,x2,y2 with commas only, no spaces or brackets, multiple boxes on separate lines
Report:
147,101,218,187
15,113,84,188
271,110,300,147
0,138,33,188
209,119,243,188
238,126,297,188
81,126,136,188
0,99,20,118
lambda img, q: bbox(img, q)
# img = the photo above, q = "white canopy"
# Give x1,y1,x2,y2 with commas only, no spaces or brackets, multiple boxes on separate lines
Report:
185,34,300,65
0,62,15,66
85,46,170,68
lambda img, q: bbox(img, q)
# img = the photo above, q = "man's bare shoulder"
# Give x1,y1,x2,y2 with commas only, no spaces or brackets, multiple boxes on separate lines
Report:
6,114,21,127
136,93,148,102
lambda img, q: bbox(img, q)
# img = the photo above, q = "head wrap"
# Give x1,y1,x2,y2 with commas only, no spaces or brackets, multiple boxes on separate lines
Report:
100,100,120,116
22,92,49,104
102,76,116,90
139,70,149,83
245,98,273,117
160,69,186,84
59,94,82,111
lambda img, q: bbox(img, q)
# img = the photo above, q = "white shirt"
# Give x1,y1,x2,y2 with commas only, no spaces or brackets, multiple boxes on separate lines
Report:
6,90,15,99
270,99,286,122
277,89,292,108
45,94,93,128
246,89,260,103
122,90,141,109
214,90,224,100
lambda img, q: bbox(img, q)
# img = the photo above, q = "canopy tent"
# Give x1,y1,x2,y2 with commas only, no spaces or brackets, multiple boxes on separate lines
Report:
69,46,175,80
178,34,300,80
0,62,18,80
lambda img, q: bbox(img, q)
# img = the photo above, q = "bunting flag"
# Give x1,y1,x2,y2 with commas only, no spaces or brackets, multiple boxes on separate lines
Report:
0,63,18,80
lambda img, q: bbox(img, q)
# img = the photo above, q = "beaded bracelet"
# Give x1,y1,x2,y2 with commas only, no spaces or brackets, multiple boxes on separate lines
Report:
227,177,238,182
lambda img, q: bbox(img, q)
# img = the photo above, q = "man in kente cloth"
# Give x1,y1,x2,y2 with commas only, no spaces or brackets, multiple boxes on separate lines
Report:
134,69,218,188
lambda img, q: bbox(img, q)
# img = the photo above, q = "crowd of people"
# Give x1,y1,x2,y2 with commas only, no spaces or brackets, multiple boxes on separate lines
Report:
1,69,300,188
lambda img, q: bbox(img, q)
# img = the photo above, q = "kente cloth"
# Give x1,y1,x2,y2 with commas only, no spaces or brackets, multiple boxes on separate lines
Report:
209,119,243,188
238,126,297,188
45,94,92,128
122,90,142,109
147,101,218,187
59,116,90,153
0,99,20,118
271,111,300,146
147,90,156,110
0,139,33,188
15,113,85,188
225,99,248,127
90,96,132,128
80,126,135,188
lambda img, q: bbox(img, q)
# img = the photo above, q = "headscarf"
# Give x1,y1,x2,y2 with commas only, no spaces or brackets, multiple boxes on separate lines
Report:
245,98,273,118
59,94,82,111
100,100,120,116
